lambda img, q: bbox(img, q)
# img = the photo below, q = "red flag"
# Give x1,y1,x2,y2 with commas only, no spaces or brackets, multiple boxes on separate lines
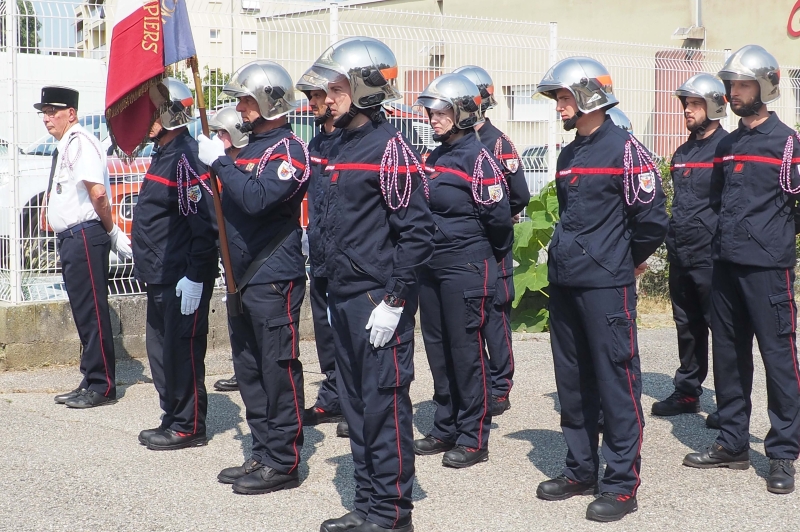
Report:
104,0,166,155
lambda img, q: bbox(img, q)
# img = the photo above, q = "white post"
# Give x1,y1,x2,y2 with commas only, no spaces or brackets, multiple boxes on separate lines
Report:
329,1,339,46
547,22,558,183
7,0,20,303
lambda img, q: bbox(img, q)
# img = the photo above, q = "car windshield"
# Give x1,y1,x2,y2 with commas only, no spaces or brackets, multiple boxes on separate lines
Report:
24,114,109,156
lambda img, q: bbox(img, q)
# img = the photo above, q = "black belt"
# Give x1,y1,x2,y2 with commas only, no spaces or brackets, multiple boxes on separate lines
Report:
57,220,103,240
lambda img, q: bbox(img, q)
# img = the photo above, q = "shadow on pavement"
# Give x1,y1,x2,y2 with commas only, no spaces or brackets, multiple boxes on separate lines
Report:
300,426,325,482
326,453,356,511
114,357,151,399
505,428,567,479
207,392,245,450
413,399,436,437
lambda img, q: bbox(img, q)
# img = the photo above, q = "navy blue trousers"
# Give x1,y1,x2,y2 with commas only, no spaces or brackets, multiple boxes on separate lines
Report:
146,280,213,435
669,265,712,397
420,260,495,449
485,251,515,398
58,222,115,398
329,289,416,529
309,274,340,413
711,261,800,459
549,283,644,496
229,279,305,474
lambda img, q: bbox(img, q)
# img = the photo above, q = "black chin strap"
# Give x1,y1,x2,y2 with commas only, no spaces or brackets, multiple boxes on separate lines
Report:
334,105,383,128
432,126,459,143
732,99,763,117
563,111,583,131
314,107,332,126
693,118,713,136
236,116,266,134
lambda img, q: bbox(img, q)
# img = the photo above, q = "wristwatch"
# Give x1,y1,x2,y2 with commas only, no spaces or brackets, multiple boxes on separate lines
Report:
383,294,406,308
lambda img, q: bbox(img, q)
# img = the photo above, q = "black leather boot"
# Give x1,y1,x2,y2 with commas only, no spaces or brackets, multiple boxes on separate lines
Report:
767,459,795,494
536,475,597,501
441,445,488,468
586,493,638,522
319,512,366,532
232,467,300,495
218,459,265,484
683,442,749,469
413,435,455,456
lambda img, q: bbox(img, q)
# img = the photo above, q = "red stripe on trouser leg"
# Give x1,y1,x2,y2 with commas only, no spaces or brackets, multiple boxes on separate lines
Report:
622,286,643,495
476,259,490,449
785,270,800,394
189,310,199,434
392,334,402,528
286,281,302,473
80,229,112,396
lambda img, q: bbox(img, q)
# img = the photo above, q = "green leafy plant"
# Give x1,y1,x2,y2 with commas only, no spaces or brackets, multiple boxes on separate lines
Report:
511,181,559,332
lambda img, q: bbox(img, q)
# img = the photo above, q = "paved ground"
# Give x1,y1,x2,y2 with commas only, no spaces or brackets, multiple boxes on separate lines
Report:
1,327,799,532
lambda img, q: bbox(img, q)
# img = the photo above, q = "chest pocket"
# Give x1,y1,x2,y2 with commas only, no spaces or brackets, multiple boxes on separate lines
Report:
559,172,584,229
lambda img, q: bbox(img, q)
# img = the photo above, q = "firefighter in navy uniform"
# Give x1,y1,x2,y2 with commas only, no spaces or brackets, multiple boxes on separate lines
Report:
651,74,727,425
133,78,219,450
303,37,435,532
532,57,668,522
198,61,310,496
454,65,530,416
41,86,131,409
208,107,248,393
411,74,513,468
684,45,800,495
295,72,346,429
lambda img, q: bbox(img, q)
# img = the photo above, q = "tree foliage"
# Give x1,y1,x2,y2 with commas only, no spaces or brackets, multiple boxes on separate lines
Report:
0,0,42,53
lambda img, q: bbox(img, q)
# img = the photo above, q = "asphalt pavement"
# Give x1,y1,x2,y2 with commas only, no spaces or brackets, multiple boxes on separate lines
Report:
1,327,799,532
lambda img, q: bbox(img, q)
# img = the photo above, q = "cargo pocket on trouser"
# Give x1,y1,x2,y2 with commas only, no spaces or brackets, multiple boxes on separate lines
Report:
264,313,301,361
376,328,415,389
606,309,639,363
180,306,210,339
494,274,514,306
464,288,496,330
769,292,796,336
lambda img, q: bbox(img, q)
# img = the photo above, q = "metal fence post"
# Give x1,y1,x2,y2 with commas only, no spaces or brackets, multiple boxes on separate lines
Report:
547,21,558,183
723,48,732,133
7,0,21,303
329,1,339,45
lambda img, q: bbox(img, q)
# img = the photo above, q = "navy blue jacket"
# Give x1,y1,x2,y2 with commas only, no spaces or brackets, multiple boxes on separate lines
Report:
132,130,219,284
211,124,310,285
323,116,435,301
477,118,531,279
307,126,342,278
548,116,668,288
666,126,727,268
712,112,800,269
424,131,513,268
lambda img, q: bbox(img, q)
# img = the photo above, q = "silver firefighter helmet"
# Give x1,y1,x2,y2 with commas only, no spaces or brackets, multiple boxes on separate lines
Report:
534,56,618,113
452,65,497,111
414,73,483,130
675,73,728,119
149,77,195,130
223,60,300,120
298,36,402,109
208,106,248,149
718,44,780,104
606,107,633,133
296,65,328,97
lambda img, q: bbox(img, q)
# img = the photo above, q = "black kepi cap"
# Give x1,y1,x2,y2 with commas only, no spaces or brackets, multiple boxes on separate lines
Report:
34,86,79,111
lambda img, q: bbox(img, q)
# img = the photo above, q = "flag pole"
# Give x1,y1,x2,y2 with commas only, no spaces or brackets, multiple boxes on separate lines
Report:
187,56,239,306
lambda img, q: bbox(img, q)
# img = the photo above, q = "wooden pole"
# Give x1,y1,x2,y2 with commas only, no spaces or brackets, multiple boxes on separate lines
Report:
187,56,237,297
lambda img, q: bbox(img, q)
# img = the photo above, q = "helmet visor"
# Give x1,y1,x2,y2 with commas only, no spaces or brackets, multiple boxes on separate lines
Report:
413,95,452,115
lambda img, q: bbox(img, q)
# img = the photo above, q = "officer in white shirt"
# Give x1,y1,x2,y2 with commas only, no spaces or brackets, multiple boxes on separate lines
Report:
38,86,132,408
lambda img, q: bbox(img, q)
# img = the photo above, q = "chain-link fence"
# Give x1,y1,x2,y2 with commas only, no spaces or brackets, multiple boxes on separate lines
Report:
2,0,799,303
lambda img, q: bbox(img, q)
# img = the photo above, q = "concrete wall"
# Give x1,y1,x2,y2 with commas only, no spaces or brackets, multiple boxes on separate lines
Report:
0,288,314,370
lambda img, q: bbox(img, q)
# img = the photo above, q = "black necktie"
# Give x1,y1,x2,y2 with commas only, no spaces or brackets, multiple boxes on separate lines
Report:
47,147,59,200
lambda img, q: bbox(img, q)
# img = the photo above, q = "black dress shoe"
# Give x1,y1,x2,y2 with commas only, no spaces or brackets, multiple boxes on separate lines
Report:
146,429,207,451
706,411,720,429
413,435,455,456
64,389,117,409
350,517,413,532
320,511,366,532
232,466,299,495
54,388,81,404
490,395,511,416
218,459,264,484
586,493,638,522
138,426,165,445
536,474,597,501
336,421,349,438
442,445,488,468
213,375,238,392
683,442,749,469
304,406,345,425
651,390,700,416
767,459,796,494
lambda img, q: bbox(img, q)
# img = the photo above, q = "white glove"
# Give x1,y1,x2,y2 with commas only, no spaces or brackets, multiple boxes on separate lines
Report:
108,225,132,260
366,301,403,348
175,277,203,315
197,134,226,166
